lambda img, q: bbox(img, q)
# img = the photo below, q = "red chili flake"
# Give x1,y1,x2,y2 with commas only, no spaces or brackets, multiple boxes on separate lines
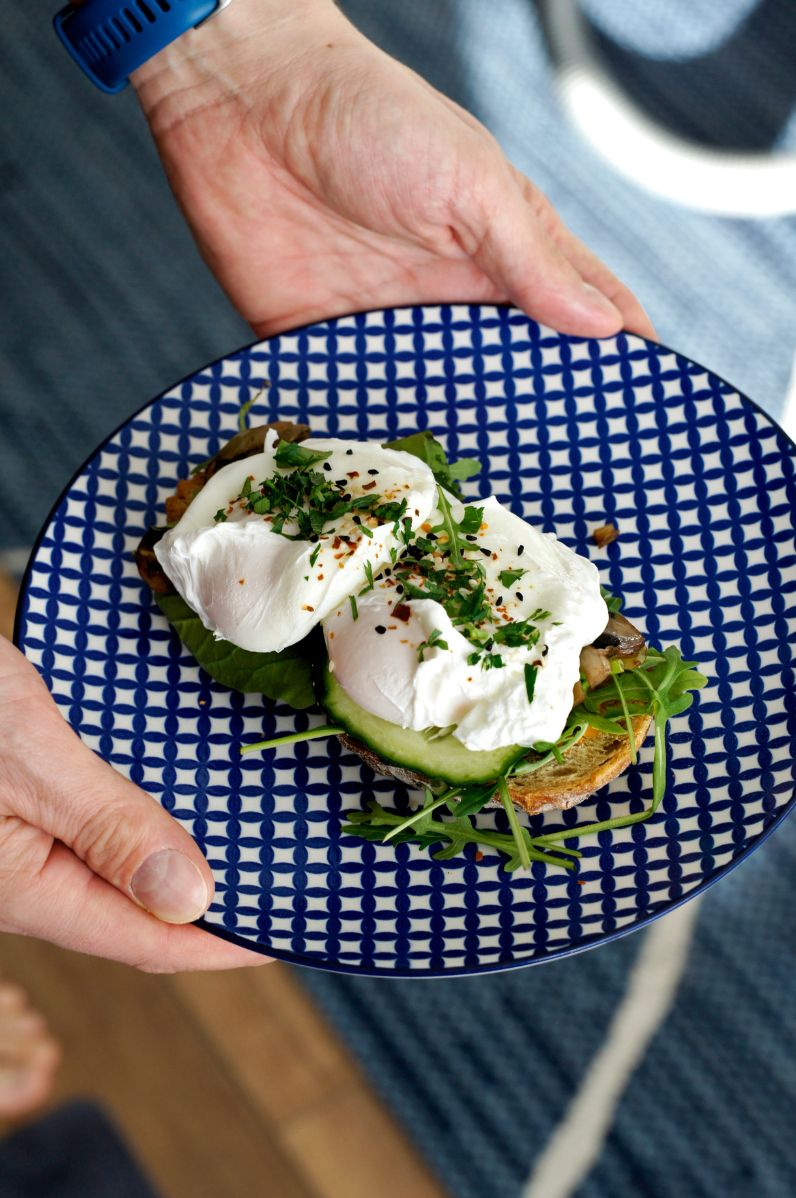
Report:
303,604,315,612
392,603,412,622
333,536,342,549
238,578,245,585
388,625,397,631
347,471,360,479
362,480,377,491
475,851,484,862
577,879,586,886
198,699,207,705
317,574,325,581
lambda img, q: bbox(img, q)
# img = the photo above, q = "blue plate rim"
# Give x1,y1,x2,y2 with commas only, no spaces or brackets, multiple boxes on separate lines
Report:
14,302,796,976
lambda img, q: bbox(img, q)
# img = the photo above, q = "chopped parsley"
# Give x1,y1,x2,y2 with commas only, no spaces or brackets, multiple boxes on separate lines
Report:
274,441,332,469
361,560,375,594
225,438,403,542
499,568,526,589
417,628,450,662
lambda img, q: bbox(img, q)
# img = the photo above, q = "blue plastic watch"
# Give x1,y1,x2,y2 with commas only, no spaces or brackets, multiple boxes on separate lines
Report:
53,0,232,94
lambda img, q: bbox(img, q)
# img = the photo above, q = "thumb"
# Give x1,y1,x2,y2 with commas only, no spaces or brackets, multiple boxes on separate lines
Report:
16,708,213,926
457,171,623,337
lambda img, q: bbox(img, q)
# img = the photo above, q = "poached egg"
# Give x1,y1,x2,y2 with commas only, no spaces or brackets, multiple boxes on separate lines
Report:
323,495,608,751
154,434,437,653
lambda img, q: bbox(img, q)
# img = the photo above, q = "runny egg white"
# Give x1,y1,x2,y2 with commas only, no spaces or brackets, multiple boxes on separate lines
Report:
323,495,608,751
154,433,437,653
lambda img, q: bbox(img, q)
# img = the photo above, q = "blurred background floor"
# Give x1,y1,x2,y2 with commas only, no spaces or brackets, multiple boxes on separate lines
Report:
0,577,445,1198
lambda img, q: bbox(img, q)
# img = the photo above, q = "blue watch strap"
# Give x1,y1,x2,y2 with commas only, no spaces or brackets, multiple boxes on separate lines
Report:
54,0,227,94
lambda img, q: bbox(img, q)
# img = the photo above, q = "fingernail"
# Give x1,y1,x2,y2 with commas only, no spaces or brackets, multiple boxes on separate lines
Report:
131,850,209,924
581,282,622,319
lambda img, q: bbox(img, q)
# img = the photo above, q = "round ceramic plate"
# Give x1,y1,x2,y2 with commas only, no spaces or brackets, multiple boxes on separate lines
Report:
15,305,796,976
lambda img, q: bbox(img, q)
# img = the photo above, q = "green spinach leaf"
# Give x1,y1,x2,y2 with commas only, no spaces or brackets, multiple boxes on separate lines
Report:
384,430,480,496
155,592,317,710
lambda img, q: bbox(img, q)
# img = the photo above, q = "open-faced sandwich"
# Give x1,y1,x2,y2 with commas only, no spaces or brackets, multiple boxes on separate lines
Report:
136,416,706,872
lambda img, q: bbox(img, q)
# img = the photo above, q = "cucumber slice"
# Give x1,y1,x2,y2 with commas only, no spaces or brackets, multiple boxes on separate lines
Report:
322,668,526,785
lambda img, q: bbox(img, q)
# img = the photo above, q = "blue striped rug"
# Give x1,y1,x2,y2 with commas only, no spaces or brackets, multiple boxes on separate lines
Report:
3,2,795,1194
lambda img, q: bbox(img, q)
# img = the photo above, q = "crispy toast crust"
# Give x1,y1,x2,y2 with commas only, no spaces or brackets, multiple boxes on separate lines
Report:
339,714,653,816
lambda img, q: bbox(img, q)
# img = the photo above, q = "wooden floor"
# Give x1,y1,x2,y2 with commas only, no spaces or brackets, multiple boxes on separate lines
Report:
0,572,447,1198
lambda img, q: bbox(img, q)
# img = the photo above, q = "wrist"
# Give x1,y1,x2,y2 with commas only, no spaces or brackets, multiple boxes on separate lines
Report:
132,0,340,121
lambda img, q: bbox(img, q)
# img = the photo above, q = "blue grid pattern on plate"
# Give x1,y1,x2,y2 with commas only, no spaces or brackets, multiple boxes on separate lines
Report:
16,304,796,975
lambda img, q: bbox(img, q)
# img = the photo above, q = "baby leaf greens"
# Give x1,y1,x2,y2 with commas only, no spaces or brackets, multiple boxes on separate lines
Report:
155,592,317,709
383,430,480,496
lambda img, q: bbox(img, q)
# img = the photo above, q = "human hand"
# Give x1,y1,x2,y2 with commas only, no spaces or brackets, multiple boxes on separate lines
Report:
133,0,655,339
0,636,262,971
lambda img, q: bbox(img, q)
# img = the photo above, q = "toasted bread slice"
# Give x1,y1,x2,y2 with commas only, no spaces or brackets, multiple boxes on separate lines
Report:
502,715,652,815
339,713,652,817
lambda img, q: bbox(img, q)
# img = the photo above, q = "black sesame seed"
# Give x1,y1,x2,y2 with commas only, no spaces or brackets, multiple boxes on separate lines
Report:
323,462,332,472
335,479,348,487
396,584,404,594
542,645,549,657
516,591,524,602
517,544,525,555
466,534,478,542
495,596,503,606
480,547,492,558
367,468,379,475
375,625,386,635
346,448,353,455
352,515,362,525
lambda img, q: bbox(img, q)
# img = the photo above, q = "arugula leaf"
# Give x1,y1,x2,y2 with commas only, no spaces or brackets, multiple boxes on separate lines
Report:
344,802,579,872
435,487,464,565
384,431,480,496
154,592,317,710
238,396,256,434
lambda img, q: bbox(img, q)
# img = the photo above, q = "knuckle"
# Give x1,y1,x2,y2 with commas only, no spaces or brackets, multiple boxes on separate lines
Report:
71,800,149,884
